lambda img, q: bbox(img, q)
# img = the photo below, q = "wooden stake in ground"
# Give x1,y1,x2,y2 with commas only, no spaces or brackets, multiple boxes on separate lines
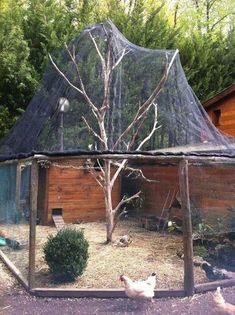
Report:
179,159,194,296
29,159,38,289
15,163,22,216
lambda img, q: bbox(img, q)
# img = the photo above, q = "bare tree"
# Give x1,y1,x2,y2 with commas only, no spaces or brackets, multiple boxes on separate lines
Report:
49,31,178,243
174,2,179,28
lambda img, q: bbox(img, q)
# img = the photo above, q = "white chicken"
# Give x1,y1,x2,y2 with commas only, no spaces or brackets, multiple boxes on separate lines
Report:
213,287,235,315
114,235,132,247
120,273,156,301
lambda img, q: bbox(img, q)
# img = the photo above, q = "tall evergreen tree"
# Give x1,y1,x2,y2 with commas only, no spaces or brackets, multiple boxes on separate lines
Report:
0,0,234,139
0,1,38,137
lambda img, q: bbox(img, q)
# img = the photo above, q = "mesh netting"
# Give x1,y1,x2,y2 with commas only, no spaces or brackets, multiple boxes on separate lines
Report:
0,162,30,223
0,162,30,279
0,164,16,223
0,20,234,160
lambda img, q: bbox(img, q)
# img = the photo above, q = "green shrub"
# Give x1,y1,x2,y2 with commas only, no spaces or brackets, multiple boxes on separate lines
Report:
193,245,208,258
43,228,89,282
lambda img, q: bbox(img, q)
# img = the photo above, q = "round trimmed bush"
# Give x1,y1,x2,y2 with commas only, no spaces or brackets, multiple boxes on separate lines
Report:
43,228,89,282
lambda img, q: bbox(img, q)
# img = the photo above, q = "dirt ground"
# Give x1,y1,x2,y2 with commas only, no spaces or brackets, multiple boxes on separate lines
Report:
0,222,235,315
0,219,206,289
1,261,235,315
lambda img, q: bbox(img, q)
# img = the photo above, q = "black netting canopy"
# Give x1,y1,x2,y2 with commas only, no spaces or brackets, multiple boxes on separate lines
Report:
0,21,235,161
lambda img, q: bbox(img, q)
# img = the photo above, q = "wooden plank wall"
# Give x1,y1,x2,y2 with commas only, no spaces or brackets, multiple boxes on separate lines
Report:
189,164,235,221
124,164,179,215
125,163,235,224
219,97,235,136
42,159,121,224
39,158,235,225
207,94,235,136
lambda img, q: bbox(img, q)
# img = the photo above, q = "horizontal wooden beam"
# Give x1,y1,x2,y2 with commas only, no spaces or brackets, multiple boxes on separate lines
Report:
0,250,28,290
0,153,235,166
0,156,33,165
155,289,186,298
31,288,185,299
3,247,235,299
34,154,235,164
195,278,235,293
32,288,126,298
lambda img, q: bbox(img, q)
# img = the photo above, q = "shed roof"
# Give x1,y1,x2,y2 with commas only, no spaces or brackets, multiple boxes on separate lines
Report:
203,84,235,110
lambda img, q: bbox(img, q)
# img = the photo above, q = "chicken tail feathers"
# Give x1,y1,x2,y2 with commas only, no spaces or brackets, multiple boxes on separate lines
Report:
213,287,225,305
213,287,235,315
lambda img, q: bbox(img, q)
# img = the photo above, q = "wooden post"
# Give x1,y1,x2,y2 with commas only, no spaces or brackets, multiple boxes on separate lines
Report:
179,159,194,296
28,159,38,289
15,162,21,214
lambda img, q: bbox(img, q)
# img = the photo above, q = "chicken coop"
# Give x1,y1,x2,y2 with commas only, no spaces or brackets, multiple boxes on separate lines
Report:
125,155,235,228
37,158,121,225
0,21,235,298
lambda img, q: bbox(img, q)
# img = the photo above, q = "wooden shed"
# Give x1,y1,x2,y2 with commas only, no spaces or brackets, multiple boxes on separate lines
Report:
203,84,235,136
37,158,121,225
125,155,235,227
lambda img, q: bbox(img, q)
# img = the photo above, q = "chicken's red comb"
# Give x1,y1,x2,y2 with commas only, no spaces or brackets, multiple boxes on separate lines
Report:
119,274,125,281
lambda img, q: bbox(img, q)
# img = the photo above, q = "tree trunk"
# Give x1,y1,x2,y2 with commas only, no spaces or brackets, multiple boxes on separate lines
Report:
104,160,114,243
106,206,114,243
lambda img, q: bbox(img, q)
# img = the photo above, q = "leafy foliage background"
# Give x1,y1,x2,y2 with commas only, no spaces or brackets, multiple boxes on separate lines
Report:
0,0,234,139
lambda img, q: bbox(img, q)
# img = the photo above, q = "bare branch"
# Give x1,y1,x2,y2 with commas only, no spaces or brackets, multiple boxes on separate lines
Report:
208,0,218,10
137,125,161,150
112,161,159,183
64,43,99,118
100,39,113,115
112,49,131,70
173,2,179,28
113,191,141,213
98,120,109,150
113,49,179,149
124,101,149,151
110,159,127,188
111,207,128,237
88,31,109,117
114,208,127,223
94,176,104,189
166,49,178,75
136,103,160,151
88,31,105,65
64,43,87,92
96,158,105,176
87,165,105,189
72,44,76,59
82,116,105,145
127,115,148,150
123,141,129,150
210,13,232,32
49,54,83,94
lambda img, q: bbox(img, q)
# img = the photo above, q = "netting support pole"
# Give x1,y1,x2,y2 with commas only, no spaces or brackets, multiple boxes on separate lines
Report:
16,163,22,215
179,159,194,296
29,159,38,289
